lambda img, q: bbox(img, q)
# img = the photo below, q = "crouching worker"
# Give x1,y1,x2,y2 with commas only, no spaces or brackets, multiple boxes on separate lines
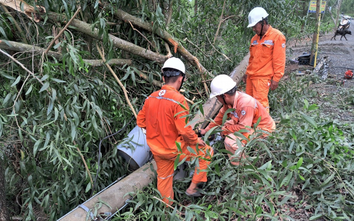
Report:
137,57,213,205
200,75,275,166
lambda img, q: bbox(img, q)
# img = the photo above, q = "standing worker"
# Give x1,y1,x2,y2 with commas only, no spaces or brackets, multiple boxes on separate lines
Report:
243,7,286,112
200,75,275,165
137,57,213,205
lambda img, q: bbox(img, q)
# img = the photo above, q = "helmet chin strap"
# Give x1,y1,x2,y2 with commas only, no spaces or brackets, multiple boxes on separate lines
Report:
221,94,227,105
178,74,185,91
259,19,264,40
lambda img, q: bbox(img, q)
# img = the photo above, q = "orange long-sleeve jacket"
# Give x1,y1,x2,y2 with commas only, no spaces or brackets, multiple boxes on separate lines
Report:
246,26,286,82
205,92,275,137
137,85,199,156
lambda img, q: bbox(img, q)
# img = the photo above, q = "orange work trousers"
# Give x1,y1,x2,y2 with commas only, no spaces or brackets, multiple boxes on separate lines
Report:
245,76,271,112
153,143,213,205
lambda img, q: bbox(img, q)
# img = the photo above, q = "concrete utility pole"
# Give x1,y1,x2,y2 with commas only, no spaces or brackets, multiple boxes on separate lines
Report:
310,0,322,67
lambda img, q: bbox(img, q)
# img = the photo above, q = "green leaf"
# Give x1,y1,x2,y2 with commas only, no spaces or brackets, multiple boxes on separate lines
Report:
25,84,33,95
309,214,323,220
258,160,272,170
308,104,318,111
222,108,235,125
10,76,21,87
0,118,3,137
174,154,180,170
280,171,293,188
187,146,196,155
2,93,13,106
176,141,182,152
85,182,91,193
301,113,317,128
303,99,309,109
71,121,76,141
52,78,66,83
0,27,8,39
0,72,15,80
320,173,335,188
199,103,204,116
204,126,218,142
33,139,42,156
39,82,50,93
296,157,303,169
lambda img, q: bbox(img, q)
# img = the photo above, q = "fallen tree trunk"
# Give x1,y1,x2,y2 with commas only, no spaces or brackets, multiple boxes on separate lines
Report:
0,39,132,66
46,12,168,64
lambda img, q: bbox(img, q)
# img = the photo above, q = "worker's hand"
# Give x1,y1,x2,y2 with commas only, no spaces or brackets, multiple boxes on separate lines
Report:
199,129,207,135
270,79,279,90
242,74,247,83
224,119,233,127
221,125,228,133
197,138,206,146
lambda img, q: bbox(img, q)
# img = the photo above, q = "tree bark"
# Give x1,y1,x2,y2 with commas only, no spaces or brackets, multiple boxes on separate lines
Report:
45,12,168,64
0,0,45,22
0,39,61,59
0,159,9,221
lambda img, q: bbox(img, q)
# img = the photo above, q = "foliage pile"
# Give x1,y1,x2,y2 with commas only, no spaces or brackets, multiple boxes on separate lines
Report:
0,0,349,220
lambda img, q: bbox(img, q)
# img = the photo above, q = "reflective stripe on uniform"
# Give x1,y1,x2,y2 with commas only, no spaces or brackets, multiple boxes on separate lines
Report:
148,95,180,105
158,173,174,180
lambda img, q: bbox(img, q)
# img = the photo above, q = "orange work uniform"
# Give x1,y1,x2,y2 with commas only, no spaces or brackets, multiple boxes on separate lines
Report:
137,85,213,204
204,92,275,164
245,25,286,111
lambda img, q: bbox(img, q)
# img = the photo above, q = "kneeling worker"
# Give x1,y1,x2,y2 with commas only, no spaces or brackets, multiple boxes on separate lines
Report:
137,57,213,205
200,74,275,165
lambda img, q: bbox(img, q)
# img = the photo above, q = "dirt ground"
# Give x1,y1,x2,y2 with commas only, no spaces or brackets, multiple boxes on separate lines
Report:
286,24,354,124
280,25,354,220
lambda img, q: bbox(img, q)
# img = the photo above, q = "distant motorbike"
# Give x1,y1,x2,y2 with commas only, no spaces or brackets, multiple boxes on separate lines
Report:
338,16,351,30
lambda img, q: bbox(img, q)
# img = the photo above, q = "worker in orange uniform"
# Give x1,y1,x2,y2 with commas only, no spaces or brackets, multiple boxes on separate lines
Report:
243,7,286,112
137,57,213,205
200,75,275,165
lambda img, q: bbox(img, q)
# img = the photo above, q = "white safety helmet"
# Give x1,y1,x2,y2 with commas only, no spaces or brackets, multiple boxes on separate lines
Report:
247,7,269,28
209,74,236,98
161,57,185,75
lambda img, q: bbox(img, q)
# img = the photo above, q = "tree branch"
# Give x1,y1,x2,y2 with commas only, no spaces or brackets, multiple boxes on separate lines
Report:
96,45,137,118
134,69,162,87
107,5,213,77
213,0,226,44
44,6,81,54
